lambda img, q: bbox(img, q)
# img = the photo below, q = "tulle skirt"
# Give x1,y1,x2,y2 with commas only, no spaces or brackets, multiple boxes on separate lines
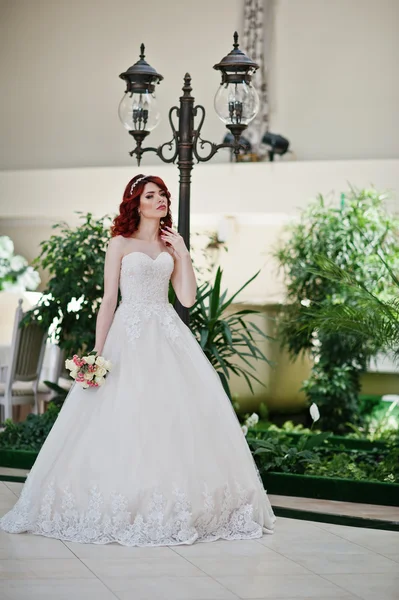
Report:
0,302,276,546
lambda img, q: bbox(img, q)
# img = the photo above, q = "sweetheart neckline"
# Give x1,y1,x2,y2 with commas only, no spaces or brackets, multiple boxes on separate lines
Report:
121,250,172,264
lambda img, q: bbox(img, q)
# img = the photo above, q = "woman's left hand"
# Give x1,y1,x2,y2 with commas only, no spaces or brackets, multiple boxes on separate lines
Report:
161,226,190,259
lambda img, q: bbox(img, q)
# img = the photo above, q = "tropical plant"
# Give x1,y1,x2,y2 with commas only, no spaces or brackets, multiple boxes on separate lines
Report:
21,212,112,357
301,251,399,361
0,235,41,292
189,266,273,402
247,433,321,474
275,187,399,433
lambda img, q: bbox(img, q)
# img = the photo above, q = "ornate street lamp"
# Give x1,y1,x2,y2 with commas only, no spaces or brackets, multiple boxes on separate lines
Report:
213,32,260,143
119,33,259,326
118,44,164,155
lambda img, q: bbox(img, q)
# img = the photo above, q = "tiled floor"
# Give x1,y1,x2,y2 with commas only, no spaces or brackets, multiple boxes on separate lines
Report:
0,482,398,600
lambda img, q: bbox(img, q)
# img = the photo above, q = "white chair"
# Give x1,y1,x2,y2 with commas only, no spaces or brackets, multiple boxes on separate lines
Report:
0,299,49,422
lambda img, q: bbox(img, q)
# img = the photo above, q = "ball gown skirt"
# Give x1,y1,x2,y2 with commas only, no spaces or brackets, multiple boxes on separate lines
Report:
0,251,276,546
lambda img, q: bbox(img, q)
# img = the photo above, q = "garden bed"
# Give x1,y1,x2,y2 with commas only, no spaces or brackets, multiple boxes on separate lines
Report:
263,472,399,507
251,427,389,451
0,448,38,470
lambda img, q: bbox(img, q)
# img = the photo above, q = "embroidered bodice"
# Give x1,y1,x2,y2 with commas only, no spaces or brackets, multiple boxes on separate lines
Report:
119,251,173,306
117,251,181,344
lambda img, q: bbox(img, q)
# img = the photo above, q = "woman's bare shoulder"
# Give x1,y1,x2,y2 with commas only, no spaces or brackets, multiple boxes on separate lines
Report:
108,235,128,249
106,236,130,261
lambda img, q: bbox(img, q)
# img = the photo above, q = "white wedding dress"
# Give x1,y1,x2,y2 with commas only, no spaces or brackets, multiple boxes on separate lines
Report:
0,250,276,546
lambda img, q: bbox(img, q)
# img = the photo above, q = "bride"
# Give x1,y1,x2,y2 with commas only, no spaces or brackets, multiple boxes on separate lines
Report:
0,174,276,546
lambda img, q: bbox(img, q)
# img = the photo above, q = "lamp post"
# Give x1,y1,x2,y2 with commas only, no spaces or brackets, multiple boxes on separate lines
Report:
118,32,259,326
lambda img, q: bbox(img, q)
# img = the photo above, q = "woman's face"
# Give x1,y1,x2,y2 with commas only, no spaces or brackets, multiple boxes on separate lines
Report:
139,182,168,218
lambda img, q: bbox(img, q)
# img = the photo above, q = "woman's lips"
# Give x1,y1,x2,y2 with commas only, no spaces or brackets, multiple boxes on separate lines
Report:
157,205,166,210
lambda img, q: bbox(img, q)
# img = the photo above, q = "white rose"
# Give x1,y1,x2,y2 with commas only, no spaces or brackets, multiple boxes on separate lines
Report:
70,369,78,379
104,360,112,371
241,425,248,436
94,377,104,386
84,372,94,381
83,355,96,365
95,356,106,367
96,366,107,377
65,359,75,371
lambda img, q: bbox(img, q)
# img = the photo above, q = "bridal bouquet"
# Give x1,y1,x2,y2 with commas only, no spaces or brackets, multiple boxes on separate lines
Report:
65,351,112,389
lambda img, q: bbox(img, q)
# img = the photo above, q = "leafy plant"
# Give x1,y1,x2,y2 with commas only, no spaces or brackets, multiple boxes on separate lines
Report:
301,251,399,361
247,402,330,473
21,212,112,357
189,266,273,401
266,421,312,434
247,431,325,474
0,403,60,450
275,187,399,433
305,446,399,483
346,400,399,443
301,363,362,432
247,428,398,482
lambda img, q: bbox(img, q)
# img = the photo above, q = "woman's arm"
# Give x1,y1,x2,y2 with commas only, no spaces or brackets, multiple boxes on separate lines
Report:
170,252,197,308
161,226,197,308
93,237,123,354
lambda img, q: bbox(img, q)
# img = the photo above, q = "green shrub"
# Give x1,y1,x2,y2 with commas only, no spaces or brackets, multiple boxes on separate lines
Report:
0,403,60,451
22,213,112,357
275,187,399,433
305,447,399,483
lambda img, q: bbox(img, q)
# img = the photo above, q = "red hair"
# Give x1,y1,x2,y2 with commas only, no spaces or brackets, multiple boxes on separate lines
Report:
110,174,174,238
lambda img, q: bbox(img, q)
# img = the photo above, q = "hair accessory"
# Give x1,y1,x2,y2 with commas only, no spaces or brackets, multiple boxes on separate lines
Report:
130,176,149,195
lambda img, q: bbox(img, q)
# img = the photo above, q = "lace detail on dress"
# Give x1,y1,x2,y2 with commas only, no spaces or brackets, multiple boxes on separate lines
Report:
119,302,181,345
0,476,270,546
118,251,182,346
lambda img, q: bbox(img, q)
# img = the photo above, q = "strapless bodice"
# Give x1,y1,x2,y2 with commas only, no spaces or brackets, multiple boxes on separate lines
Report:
117,250,180,345
119,251,174,306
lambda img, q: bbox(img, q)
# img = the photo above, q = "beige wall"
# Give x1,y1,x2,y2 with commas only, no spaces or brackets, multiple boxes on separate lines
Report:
0,0,398,171
269,0,399,161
